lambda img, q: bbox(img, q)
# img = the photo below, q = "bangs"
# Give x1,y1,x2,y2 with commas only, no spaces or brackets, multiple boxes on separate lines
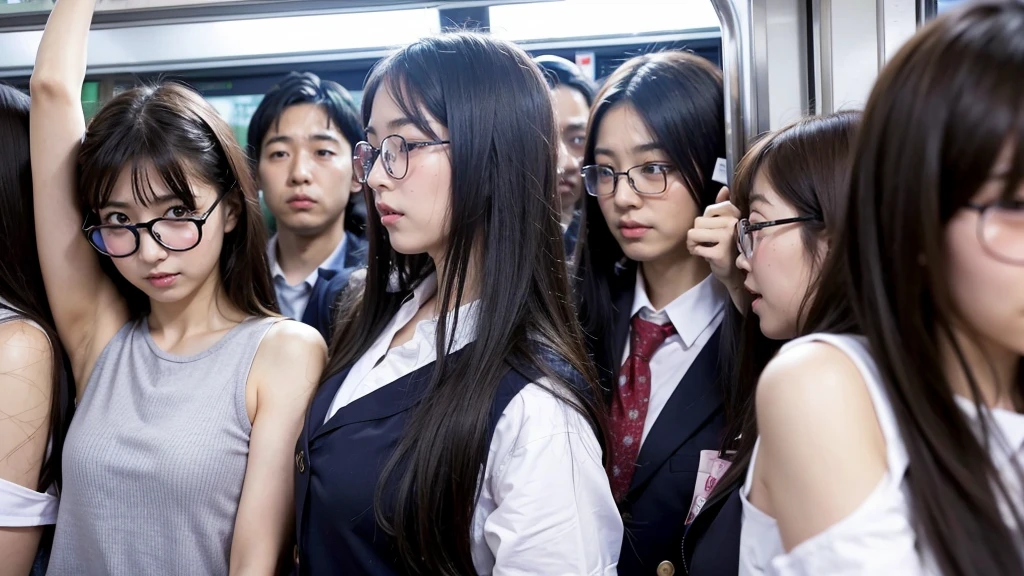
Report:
84,142,201,213
363,45,445,141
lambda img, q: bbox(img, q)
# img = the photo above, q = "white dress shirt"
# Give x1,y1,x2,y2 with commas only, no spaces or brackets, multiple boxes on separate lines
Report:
325,274,623,575
739,333,1024,575
623,271,728,447
267,233,348,321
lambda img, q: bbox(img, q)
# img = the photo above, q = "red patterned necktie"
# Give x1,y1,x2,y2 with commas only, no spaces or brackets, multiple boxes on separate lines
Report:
609,314,677,502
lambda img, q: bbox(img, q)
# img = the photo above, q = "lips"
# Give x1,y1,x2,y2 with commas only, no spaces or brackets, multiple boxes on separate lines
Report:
618,219,651,239
376,201,405,226
287,194,316,208
375,202,404,217
146,273,179,288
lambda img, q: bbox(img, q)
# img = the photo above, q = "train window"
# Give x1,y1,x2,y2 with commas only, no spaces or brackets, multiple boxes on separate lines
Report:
489,0,720,41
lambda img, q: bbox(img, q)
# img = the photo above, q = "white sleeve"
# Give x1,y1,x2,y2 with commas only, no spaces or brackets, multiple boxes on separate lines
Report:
471,381,623,576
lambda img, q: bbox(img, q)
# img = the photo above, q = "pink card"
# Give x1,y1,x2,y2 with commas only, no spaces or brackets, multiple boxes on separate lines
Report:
684,450,732,525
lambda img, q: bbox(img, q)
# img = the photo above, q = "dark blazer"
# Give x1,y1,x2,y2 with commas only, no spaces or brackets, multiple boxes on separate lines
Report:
681,487,742,576
293,348,586,575
592,272,729,576
301,231,368,341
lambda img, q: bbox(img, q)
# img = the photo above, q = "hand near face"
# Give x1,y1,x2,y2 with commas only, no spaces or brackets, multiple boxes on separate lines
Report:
686,187,747,311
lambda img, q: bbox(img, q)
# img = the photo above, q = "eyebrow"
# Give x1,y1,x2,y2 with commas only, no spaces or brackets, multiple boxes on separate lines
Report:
594,141,662,159
102,193,180,210
265,132,342,147
748,193,773,207
563,121,587,131
365,117,418,137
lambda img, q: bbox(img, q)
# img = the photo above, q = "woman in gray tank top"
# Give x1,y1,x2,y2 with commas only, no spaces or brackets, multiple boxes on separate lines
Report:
29,1,327,574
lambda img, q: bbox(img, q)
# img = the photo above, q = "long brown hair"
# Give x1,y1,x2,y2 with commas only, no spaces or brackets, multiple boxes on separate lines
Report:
708,111,860,504
0,83,75,492
805,2,1024,573
323,33,605,575
78,82,276,318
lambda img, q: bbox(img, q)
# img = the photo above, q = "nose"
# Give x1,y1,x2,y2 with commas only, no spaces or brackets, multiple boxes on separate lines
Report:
288,150,313,186
557,138,580,177
736,249,751,273
365,149,393,193
610,175,642,211
137,230,169,264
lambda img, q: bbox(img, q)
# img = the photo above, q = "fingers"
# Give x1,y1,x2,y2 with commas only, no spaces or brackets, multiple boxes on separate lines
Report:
715,186,730,203
701,200,741,219
686,227,734,252
693,214,738,231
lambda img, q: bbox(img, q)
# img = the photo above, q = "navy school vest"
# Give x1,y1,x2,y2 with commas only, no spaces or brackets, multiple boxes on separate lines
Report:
293,348,588,576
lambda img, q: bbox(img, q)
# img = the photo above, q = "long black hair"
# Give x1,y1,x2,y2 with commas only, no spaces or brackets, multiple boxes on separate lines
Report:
805,2,1024,573
573,50,729,383
709,111,860,505
321,32,606,575
0,83,75,492
78,82,277,319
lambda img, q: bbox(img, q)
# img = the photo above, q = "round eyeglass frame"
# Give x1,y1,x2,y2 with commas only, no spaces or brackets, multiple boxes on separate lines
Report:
580,163,674,197
352,134,450,184
735,216,820,260
81,192,227,258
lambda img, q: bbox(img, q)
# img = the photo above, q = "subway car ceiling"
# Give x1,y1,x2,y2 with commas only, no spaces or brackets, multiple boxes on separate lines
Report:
0,0,722,149
0,0,971,169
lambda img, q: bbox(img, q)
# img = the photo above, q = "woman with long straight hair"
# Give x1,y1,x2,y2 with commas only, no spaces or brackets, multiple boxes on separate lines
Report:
679,111,860,575
573,50,738,574
293,32,621,576
740,1,1024,574
0,83,75,575
30,1,326,573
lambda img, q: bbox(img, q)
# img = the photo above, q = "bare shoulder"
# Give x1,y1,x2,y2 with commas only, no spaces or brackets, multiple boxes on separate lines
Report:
754,338,889,549
250,319,327,399
0,320,55,418
756,340,873,429
0,319,54,371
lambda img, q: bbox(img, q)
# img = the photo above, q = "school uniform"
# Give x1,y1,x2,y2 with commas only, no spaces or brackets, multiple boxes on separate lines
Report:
266,230,367,326
293,274,622,575
681,488,743,576
594,269,729,576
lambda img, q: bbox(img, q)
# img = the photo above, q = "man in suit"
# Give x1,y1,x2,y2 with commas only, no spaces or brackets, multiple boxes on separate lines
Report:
247,72,367,327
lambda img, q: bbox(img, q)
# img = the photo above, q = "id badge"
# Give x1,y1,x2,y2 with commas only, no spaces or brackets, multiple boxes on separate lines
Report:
684,450,732,525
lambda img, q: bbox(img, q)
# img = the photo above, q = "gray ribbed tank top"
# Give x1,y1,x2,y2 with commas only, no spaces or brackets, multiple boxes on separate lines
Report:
47,315,279,576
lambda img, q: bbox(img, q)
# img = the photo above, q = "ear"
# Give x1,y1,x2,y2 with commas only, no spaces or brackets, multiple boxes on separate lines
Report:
715,186,731,203
350,175,362,194
223,187,242,234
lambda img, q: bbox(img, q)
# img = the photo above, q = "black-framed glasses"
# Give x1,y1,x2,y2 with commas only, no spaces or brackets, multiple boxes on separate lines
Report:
736,216,820,259
82,192,228,258
353,134,450,184
581,163,674,197
965,200,1024,265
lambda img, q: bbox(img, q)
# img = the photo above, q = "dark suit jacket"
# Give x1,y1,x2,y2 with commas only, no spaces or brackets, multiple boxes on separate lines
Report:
301,231,368,342
590,271,729,575
681,488,742,576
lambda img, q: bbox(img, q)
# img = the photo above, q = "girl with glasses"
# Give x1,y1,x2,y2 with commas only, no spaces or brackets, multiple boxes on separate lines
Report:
574,50,736,575
294,32,620,575
0,83,74,576
741,2,1024,574
30,1,326,573
678,111,860,575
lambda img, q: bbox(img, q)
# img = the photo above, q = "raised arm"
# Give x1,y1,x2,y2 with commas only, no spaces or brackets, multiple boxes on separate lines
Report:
30,0,129,389
230,321,326,575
